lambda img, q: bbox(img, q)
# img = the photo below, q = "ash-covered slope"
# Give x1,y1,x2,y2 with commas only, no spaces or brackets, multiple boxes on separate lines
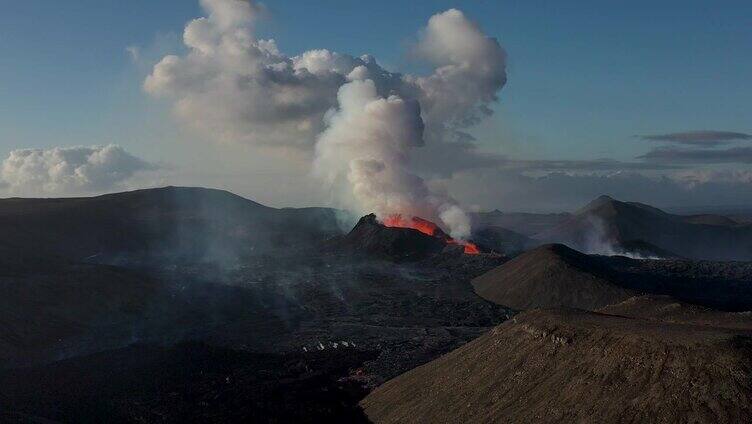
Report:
472,244,635,310
0,186,342,264
539,195,752,260
361,302,752,423
0,342,374,423
0,246,160,368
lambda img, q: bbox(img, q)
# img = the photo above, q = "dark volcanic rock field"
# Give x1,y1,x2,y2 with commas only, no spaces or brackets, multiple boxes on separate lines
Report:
4,188,752,423
0,249,510,422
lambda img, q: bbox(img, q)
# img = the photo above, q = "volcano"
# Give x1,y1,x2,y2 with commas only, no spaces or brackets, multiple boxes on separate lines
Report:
334,214,483,260
337,214,448,260
382,215,480,254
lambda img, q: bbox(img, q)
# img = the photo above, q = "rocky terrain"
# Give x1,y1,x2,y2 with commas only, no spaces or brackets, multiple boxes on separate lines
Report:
361,299,752,423
0,187,514,422
0,342,375,423
2,187,752,422
0,246,162,368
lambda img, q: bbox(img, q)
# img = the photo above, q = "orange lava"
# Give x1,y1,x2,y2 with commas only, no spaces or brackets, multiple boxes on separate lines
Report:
383,215,439,237
382,214,480,254
451,239,481,254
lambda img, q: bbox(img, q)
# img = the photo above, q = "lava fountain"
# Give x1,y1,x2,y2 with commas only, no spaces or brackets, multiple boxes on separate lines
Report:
382,215,480,254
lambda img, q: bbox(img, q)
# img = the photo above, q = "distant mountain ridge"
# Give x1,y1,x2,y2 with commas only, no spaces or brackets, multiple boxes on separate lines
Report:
471,210,570,236
0,186,343,264
538,195,752,261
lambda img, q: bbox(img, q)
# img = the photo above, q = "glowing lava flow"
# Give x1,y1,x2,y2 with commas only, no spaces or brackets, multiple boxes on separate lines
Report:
382,215,480,254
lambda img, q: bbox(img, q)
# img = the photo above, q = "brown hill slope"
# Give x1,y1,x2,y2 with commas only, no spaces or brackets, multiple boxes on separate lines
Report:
0,246,159,368
599,295,752,329
361,305,752,423
472,244,635,310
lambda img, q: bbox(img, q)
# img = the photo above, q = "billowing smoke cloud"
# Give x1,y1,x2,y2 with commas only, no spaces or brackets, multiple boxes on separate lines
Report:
0,145,155,196
144,0,353,147
145,0,506,238
409,9,507,141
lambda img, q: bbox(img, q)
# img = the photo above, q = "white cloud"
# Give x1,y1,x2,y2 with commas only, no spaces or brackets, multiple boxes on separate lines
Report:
410,9,507,137
144,0,347,147
0,145,156,197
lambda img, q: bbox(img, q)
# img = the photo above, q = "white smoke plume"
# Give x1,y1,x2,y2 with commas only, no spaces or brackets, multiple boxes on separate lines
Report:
0,145,155,196
145,0,507,239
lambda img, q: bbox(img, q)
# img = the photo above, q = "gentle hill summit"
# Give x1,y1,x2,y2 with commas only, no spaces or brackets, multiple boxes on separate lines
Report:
472,244,634,310
0,186,342,263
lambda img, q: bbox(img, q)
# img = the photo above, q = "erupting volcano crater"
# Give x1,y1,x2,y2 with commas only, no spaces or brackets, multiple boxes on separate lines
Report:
334,214,483,261
382,215,480,254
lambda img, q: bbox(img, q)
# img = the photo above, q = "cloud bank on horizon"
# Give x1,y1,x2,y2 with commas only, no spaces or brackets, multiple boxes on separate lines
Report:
144,0,507,237
0,145,155,197
639,130,752,146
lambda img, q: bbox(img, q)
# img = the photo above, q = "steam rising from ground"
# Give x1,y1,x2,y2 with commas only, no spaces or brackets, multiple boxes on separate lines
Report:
146,0,507,238
582,216,660,259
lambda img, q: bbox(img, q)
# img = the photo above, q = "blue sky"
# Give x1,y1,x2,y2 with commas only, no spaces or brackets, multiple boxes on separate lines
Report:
1,0,750,209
